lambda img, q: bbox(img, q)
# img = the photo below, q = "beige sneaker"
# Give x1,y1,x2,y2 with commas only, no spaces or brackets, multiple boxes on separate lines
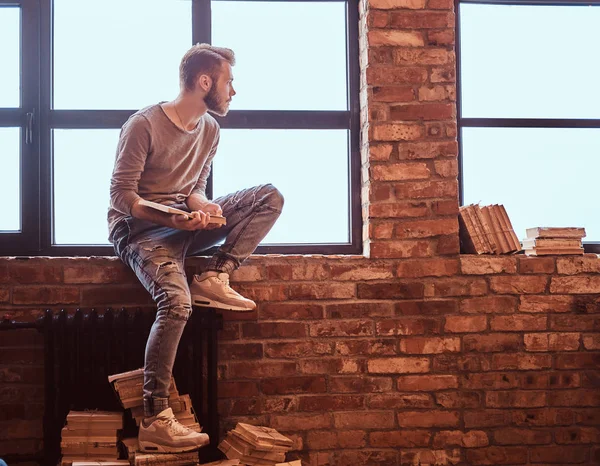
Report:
138,408,209,453
190,272,256,312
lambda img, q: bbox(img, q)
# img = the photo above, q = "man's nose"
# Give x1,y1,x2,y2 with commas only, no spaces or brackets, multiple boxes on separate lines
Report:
231,87,236,97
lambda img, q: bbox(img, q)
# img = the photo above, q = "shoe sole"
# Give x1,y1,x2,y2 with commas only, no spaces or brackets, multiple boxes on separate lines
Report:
193,297,255,312
139,439,208,453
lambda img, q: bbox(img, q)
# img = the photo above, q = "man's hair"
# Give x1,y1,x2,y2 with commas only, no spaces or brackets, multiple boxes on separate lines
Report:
179,43,235,92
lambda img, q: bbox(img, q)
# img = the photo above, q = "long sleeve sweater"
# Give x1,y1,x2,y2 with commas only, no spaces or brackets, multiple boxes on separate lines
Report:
107,103,220,241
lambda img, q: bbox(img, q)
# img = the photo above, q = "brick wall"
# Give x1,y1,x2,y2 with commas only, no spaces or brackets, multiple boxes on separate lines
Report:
1,0,599,465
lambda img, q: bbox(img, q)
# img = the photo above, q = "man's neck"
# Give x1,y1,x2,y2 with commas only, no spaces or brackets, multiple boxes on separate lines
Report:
171,94,207,131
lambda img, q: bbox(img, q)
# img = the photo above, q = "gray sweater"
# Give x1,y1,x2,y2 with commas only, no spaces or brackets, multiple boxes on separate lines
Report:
107,103,220,240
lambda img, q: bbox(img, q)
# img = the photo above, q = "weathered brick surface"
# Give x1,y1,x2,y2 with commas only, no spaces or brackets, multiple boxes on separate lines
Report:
3,0,600,461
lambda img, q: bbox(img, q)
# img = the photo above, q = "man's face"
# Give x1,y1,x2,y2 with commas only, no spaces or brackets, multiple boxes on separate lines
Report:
204,63,236,117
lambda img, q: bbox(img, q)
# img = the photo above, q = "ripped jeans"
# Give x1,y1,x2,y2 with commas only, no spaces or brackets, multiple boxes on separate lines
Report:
110,184,283,416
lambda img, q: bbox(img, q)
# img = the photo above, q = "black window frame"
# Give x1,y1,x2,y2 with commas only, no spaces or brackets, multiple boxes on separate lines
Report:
0,0,361,256
456,0,600,253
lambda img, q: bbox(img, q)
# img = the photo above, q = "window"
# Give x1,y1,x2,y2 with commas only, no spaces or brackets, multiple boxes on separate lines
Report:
0,0,360,256
457,0,600,252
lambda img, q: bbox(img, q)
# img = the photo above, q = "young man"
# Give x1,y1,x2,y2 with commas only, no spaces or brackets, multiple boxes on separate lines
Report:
108,44,283,453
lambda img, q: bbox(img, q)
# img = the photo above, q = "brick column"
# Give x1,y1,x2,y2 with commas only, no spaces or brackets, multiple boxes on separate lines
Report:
359,0,459,259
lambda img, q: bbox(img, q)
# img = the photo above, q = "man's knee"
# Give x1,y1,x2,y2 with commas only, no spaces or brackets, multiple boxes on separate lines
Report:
263,184,284,212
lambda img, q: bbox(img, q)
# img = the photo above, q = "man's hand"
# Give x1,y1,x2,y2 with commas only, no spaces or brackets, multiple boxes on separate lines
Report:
186,196,224,230
171,210,212,231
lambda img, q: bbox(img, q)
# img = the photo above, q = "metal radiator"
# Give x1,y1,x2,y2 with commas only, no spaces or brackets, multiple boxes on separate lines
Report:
0,307,223,465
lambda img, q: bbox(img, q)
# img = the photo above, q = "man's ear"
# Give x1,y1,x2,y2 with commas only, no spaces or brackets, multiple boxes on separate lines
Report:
198,74,212,92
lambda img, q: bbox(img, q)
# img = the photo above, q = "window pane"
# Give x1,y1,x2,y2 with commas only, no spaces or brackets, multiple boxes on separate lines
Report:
0,128,20,231
53,0,191,110
213,130,349,244
460,4,600,119
212,1,347,111
53,129,119,244
0,7,20,107
462,127,600,243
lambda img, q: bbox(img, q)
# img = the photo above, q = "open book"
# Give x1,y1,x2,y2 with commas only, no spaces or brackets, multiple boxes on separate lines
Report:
138,199,226,225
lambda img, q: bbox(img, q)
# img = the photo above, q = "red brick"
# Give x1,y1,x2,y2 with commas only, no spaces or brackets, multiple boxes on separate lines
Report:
368,30,424,47
389,103,454,121
394,220,458,241
394,48,454,66
13,286,80,305
460,256,516,275
433,430,488,448
461,296,518,314
369,202,431,219
428,0,453,8
241,322,306,339
555,427,600,444
263,264,293,280
228,361,297,378
371,162,431,181
309,320,373,337
432,199,459,215
427,29,455,46
518,256,555,274
259,303,323,320
229,265,263,281
369,221,395,240
299,358,362,375
461,373,519,390
369,143,394,161
395,299,457,315
234,283,287,301
371,123,424,141
377,317,441,335
368,48,394,66
260,376,327,395
329,376,393,393
0,439,42,456
551,275,600,293
218,380,259,398
519,294,574,313
445,315,487,333
436,391,481,408
0,348,44,365
401,450,461,465
486,390,546,408
394,181,457,199
463,334,520,353
530,445,588,463
367,393,433,409
400,336,460,354
358,282,424,299
556,255,600,274
369,0,427,9
390,11,453,28
436,235,458,256
490,315,547,331
465,446,527,465
493,427,552,445
491,353,552,370
9,263,63,284
334,411,394,429
583,333,600,349
219,343,262,360
299,395,364,412
433,159,458,177
396,258,458,278
368,357,429,374
327,302,394,318
369,430,431,447
372,86,415,104
555,353,600,370
367,10,389,28
397,141,457,160
367,183,393,202
550,314,600,331
306,430,367,450
431,278,487,297
397,374,458,391
464,410,511,428
270,413,332,431
489,276,547,294
549,389,600,407
431,65,455,83
334,450,397,465
524,332,580,351
265,341,333,359
366,66,428,85
288,283,355,300
397,410,459,427
0,288,8,303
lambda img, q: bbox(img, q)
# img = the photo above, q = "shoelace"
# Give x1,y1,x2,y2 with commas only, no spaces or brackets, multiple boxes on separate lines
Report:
163,417,192,435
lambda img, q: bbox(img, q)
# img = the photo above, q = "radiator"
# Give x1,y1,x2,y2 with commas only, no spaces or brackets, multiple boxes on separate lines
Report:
0,307,223,465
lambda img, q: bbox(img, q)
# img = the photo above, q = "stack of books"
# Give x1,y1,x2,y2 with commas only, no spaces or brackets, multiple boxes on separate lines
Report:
120,438,199,466
522,227,586,256
60,411,123,466
459,204,521,254
218,423,294,466
108,369,201,432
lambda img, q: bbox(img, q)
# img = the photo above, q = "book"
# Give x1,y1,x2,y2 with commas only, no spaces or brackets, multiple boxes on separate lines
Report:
138,199,226,225
526,227,586,239
524,247,585,256
522,238,583,250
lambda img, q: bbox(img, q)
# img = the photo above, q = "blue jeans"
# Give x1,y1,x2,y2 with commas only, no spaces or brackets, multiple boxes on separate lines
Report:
111,184,283,416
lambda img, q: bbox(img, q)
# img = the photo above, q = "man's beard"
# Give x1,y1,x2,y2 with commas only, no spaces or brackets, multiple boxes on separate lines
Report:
204,84,229,117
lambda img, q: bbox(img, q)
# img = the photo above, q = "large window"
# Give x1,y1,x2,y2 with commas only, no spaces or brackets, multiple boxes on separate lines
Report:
0,0,360,256
457,0,600,252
